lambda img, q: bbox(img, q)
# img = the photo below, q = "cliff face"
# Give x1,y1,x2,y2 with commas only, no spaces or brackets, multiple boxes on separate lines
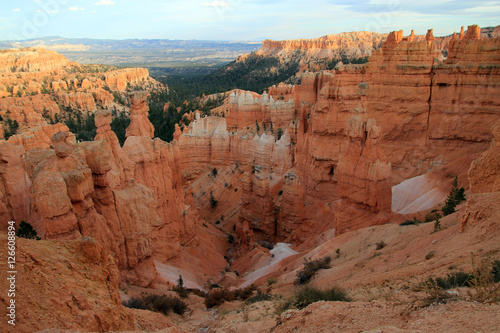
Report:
256,31,388,72
179,25,500,243
0,93,217,287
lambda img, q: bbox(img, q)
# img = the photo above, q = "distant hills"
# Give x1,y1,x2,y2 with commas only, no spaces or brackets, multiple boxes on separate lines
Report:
0,36,262,72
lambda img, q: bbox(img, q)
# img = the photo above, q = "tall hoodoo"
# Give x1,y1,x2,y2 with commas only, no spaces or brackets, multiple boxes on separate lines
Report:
125,91,155,138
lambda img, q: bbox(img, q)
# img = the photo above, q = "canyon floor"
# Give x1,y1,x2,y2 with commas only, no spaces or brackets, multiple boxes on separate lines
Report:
114,198,500,333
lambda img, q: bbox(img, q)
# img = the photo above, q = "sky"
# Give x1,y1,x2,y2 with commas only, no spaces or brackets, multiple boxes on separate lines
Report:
0,0,499,41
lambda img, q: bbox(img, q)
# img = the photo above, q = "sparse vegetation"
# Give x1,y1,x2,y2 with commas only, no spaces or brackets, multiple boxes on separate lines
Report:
276,128,284,140
422,271,473,290
400,217,422,226
375,241,387,250
278,285,350,312
3,118,19,140
122,293,188,315
204,284,257,308
295,256,331,285
425,251,436,260
267,277,277,286
110,110,130,146
433,215,442,232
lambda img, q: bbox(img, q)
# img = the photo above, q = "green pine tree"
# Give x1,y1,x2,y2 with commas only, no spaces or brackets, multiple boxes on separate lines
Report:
16,221,41,240
442,176,466,216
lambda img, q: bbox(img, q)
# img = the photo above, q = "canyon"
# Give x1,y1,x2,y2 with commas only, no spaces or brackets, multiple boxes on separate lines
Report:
0,24,499,332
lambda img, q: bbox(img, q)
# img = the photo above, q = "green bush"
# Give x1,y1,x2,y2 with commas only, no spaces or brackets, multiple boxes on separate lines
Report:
123,293,187,315
424,271,473,290
295,256,331,285
205,288,231,308
292,285,350,309
246,289,273,304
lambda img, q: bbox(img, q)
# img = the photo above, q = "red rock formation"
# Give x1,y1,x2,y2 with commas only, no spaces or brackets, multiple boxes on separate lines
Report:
185,25,500,243
0,142,31,224
257,31,388,71
125,91,155,138
8,123,69,151
335,117,392,234
0,48,70,73
0,233,179,332
56,91,97,112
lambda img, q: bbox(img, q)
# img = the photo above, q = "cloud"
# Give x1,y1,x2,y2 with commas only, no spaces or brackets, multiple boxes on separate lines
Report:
12,8,21,12
202,1,232,7
69,7,86,11
94,0,115,5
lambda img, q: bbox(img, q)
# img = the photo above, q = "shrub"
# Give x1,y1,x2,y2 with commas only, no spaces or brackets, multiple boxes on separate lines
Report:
209,191,218,208
423,271,473,290
211,168,218,177
267,277,277,286
375,241,386,250
144,294,187,315
425,212,441,222
276,128,284,140
205,288,230,308
293,286,350,309
16,221,41,240
257,240,274,250
400,217,422,226
246,289,273,304
234,284,256,300
123,294,187,315
123,296,150,310
433,216,442,233
492,260,500,283
295,256,331,285
442,176,466,216
425,251,436,260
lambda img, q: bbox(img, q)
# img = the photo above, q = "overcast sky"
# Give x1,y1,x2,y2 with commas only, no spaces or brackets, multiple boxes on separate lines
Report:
1,0,499,41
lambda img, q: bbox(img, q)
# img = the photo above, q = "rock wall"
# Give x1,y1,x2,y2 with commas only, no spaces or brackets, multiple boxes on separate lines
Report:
180,25,500,242
0,95,206,287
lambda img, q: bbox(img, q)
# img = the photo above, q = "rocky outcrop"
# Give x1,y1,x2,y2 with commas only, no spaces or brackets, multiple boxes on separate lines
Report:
125,91,155,138
104,67,151,91
56,91,97,112
0,48,162,135
461,120,500,232
0,143,30,224
0,48,70,73
7,122,69,151
0,234,179,332
468,121,500,194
